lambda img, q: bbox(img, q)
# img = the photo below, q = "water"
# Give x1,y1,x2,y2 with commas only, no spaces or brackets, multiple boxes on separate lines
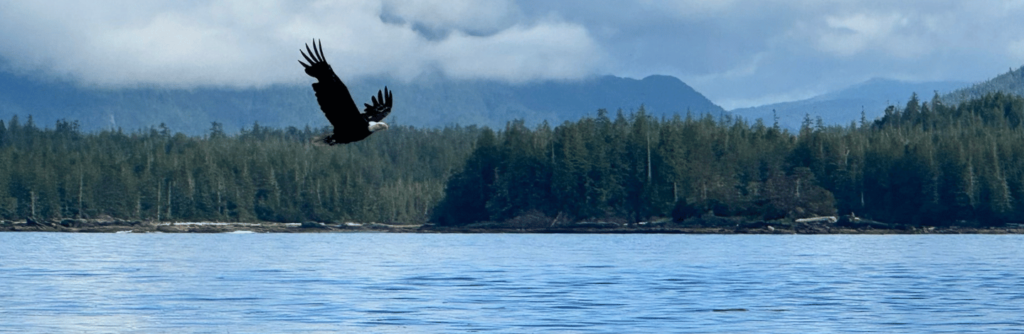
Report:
1,233,1022,333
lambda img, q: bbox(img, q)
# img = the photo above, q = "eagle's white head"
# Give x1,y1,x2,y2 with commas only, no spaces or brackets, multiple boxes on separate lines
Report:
368,121,389,132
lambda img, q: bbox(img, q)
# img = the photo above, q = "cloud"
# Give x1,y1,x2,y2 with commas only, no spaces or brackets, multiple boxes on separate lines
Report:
812,11,948,60
381,0,520,36
634,0,738,19
0,0,601,87
1010,39,1024,64
667,1,1024,108
429,22,601,82
817,13,907,57
3,0,1024,111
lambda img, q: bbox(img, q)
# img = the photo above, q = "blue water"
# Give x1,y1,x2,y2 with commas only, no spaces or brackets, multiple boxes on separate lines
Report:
1,233,1022,333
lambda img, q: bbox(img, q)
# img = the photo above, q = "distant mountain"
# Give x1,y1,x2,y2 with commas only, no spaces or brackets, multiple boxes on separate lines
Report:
943,65,1024,104
0,72,725,135
730,78,966,130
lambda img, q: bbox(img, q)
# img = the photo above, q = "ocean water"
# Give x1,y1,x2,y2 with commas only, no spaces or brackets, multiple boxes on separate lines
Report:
0,233,1022,333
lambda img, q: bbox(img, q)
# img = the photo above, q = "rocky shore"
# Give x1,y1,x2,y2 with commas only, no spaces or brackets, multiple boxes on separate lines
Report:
420,224,1024,234
417,214,1024,234
2,216,1022,234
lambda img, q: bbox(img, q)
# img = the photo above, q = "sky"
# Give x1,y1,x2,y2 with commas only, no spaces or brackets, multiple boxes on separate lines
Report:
1,0,1023,110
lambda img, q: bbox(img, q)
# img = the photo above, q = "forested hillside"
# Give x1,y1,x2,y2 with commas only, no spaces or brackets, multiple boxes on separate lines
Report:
3,91,1024,227
944,65,1024,105
0,119,480,223
434,92,1024,228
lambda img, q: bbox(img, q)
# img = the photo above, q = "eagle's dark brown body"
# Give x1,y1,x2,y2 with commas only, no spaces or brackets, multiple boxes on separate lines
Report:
299,40,392,145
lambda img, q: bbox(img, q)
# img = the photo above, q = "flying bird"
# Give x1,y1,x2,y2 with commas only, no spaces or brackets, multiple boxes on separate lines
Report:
299,40,392,145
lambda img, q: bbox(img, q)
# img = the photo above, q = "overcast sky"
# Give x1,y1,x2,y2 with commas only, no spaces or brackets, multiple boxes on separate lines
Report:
1,0,1023,109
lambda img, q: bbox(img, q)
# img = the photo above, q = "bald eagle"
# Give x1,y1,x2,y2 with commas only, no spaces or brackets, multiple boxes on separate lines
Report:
299,40,393,145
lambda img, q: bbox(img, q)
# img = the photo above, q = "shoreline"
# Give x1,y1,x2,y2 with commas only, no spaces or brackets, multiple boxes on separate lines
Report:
2,218,1022,234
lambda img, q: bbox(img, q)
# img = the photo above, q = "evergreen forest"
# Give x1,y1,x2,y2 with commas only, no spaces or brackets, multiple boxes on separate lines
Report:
3,92,1024,228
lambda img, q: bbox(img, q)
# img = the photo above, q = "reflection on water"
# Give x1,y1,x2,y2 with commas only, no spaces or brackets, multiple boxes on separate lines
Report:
1,233,1022,333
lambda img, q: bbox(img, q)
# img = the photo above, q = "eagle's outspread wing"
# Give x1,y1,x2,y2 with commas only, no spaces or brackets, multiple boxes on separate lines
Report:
362,87,393,122
300,39,394,145
298,39,362,130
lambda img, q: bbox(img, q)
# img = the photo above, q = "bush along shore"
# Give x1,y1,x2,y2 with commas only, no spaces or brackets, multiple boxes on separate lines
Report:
3,215,1022,234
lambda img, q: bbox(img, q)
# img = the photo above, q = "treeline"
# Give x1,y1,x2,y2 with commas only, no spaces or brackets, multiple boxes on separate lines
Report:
3,91,1024,227
433,92,1024,228
0,118,479,223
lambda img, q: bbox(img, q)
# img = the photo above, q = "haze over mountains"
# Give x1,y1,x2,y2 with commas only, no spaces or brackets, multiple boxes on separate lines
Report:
3,65,1024,134
730,78,968,130
0,71,723,135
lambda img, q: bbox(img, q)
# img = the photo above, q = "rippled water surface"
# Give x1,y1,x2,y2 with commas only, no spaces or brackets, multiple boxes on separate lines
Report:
1,233,1022,333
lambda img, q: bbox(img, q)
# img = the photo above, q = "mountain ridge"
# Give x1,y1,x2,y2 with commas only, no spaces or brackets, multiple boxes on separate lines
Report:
942,65,1024,105
730,78,967,130
0,71,725,135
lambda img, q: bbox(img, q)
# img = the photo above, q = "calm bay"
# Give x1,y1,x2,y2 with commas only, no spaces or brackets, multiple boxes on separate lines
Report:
1,233,1022,333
